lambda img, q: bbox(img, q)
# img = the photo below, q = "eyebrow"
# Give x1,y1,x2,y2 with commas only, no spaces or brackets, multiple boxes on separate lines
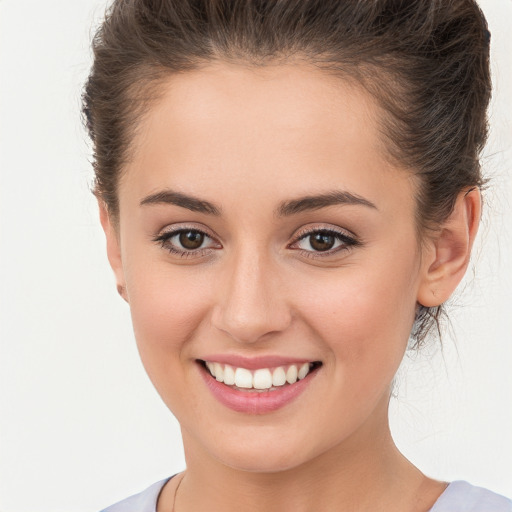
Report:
276,190,377,216
140,190,222,215
139,188,377,216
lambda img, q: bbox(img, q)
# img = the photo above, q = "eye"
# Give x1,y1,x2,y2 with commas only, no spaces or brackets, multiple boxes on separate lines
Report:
152,226,220,258
290,227,360,258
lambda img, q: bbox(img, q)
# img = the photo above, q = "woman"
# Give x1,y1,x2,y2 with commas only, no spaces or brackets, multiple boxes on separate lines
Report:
81,0,512,510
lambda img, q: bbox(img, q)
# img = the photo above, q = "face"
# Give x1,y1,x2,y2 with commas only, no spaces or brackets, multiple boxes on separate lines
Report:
106,61,430,472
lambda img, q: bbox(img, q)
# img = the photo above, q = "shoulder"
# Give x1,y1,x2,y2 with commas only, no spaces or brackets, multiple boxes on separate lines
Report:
430,481,512,512
100,477,171,512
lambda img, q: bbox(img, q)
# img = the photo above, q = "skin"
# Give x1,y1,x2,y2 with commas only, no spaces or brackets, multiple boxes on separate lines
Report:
100,61,480,511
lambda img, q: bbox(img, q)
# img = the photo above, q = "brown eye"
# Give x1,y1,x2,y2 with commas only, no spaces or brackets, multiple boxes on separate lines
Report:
179,230,204,250
309,232,335,252
291,227,360,258
153,227,218,257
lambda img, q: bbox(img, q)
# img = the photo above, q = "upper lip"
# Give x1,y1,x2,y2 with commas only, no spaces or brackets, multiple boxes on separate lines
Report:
198,354,319,370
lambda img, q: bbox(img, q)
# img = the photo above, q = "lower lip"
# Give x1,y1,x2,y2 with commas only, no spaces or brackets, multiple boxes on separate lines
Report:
198,363,319,414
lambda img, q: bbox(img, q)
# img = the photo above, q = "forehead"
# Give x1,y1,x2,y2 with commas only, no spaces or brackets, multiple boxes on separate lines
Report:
131,60,380,161
121,61,413,214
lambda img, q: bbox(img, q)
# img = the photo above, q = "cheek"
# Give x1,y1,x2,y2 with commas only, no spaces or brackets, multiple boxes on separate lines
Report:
130,275,201,343
125,265,217,420
293,256,418,380
123,256,212,382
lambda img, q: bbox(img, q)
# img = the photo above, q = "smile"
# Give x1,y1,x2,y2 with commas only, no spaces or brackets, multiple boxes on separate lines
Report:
197,358,322,414
203,361,319,391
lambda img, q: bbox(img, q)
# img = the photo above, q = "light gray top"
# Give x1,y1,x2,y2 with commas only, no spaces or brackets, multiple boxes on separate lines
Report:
100,477,512,512
428,481,512,512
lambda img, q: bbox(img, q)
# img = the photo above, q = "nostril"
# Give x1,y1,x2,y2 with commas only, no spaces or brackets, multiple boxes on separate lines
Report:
210,282,292,344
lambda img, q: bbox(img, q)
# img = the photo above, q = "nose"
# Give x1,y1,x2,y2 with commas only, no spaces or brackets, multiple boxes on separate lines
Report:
210,247,292,344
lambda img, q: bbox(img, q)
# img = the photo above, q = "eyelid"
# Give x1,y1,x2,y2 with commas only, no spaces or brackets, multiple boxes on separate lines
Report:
152,222,360,259
291,224,358,242
152,223,222,258
155,222,218,239
288,224,361,258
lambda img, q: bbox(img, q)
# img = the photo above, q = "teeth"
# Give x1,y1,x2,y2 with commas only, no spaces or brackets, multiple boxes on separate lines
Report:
272,367,286,387
205,361,316,390
234,368,253,388
253,369,273,389
298,363,310,380
214,362,224,382
223,364,235,385
286,365,298,384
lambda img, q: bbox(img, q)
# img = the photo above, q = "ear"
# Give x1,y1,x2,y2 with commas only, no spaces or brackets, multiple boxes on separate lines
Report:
417,188,481,307
98,200,129,303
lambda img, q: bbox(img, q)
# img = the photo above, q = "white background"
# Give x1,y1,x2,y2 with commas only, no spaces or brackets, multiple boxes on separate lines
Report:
0,1,510,510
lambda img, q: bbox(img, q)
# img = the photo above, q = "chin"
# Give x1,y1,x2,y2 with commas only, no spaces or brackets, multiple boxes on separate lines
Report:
215,446,308,474
197,423,333,474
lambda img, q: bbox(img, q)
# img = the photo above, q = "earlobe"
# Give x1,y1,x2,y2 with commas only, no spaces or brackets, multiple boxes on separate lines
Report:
417,188,481,307
98,200,129,303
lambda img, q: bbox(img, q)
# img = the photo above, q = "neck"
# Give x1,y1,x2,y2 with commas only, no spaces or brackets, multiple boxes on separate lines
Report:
162,402,440,512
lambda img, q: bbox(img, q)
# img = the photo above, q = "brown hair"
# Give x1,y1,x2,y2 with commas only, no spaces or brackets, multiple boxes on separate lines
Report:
82,0,491,346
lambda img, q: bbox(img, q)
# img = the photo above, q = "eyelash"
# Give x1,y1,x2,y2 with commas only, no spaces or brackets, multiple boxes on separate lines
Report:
152,227,217,259
152,226,360,260
291,227,361,259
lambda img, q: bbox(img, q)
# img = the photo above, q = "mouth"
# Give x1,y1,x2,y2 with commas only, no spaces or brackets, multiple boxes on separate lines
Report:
196,358,322,414
198,360,322,391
